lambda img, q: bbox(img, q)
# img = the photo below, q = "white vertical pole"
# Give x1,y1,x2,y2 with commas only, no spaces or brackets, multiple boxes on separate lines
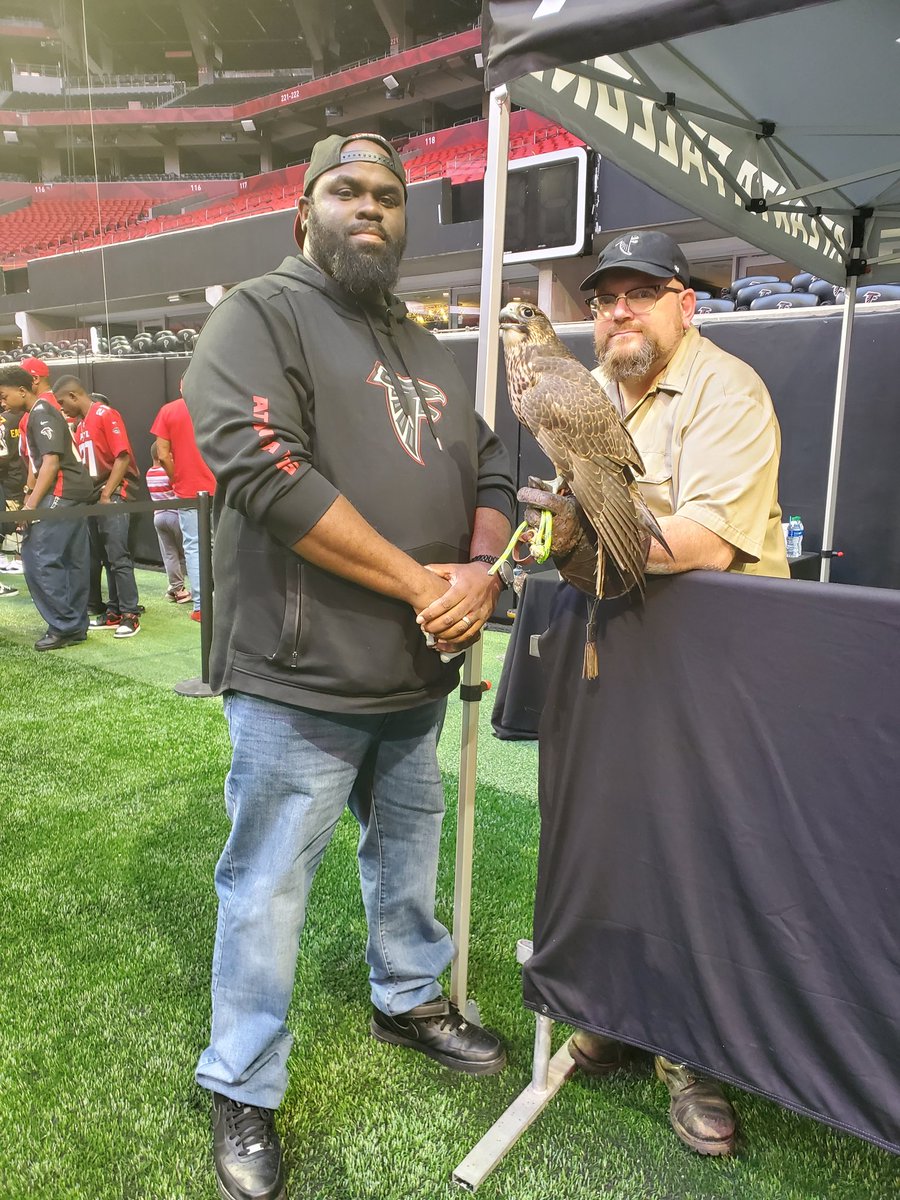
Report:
819,281,857,582
450,86,511,1017
474,84,510,429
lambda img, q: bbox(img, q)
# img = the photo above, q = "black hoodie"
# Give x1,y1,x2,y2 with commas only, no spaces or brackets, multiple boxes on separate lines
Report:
183,254,515,714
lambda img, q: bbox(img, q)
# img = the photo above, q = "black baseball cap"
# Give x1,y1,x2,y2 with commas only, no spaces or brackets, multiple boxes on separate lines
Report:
294,133,407,248
580,231,691,291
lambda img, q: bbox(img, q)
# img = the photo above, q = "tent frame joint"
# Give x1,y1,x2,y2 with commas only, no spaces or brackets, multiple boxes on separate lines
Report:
757,120,776,140
847,208,874,276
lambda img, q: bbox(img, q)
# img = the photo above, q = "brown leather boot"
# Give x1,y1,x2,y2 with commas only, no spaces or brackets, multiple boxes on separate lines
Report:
654,1056,736,1155
569,1031,629,1076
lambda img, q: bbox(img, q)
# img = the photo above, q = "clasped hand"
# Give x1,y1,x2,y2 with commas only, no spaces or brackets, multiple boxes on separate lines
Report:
416,561,501,652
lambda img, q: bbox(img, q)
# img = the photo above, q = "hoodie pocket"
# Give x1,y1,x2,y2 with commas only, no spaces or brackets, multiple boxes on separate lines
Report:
268,558,302,668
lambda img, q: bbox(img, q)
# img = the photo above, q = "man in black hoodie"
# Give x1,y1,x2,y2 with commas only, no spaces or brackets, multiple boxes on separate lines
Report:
184,133,516,1200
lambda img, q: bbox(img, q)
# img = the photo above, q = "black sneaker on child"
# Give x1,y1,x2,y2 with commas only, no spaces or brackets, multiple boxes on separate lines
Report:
89,612,120,630
371,997,506,1075
114,613,140,639
212,1093,285,1200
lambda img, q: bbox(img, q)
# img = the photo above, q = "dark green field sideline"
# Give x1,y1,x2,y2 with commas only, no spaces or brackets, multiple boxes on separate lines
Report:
0,577,897,1199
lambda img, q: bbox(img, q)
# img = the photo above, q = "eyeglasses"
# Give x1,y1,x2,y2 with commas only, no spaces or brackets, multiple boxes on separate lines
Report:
587,285,684,319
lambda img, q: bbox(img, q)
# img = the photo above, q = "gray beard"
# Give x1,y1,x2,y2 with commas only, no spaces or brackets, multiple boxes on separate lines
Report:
596,335,658,382
306,205,406,297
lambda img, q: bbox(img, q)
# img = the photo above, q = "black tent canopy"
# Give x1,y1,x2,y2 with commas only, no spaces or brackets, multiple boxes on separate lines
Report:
478,0,900,581
484,0,900,284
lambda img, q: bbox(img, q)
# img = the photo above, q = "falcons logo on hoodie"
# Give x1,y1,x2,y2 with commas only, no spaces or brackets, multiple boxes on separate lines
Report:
367,363,447,466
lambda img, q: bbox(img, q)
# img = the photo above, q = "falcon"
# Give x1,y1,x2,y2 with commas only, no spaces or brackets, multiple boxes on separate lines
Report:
499,300,670,597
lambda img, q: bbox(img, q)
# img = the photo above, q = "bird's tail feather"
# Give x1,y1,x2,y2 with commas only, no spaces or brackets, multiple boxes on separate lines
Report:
633,489,673,558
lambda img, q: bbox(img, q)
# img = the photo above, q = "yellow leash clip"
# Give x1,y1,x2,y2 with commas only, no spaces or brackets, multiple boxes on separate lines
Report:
488,509,554,576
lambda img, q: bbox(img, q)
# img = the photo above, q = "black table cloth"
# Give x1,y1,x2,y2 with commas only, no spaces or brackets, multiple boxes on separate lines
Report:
522,572,900,1154
490,571,560,740
492,557,824,739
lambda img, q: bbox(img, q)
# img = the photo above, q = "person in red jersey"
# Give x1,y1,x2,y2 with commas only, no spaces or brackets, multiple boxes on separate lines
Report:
54,376,142,639
151,394,215,620
0,364,91,650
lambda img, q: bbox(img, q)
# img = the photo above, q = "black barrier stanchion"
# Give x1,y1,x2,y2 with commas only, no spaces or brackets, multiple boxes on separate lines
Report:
174,490,214,698
1,497,216,696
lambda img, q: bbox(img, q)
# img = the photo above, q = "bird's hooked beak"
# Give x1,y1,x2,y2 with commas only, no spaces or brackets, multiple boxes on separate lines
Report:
498,304,525,330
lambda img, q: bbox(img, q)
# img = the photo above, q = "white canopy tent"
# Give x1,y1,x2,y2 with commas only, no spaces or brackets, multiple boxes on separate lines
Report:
450,0,900,1186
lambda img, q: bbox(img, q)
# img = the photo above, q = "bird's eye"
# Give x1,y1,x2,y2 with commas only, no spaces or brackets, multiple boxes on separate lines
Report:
521,307,535,318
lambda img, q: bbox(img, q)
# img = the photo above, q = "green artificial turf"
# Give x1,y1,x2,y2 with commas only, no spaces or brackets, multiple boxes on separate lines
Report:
0,565,205,690
1,574,898,1199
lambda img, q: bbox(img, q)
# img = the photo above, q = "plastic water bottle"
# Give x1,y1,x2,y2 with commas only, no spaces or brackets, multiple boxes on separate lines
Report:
786,514,804,559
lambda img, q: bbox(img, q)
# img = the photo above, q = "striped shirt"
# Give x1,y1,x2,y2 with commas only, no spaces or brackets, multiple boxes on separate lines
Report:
146,464,177,504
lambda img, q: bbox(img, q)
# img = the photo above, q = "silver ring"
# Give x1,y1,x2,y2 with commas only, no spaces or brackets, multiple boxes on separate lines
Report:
462,614,472,627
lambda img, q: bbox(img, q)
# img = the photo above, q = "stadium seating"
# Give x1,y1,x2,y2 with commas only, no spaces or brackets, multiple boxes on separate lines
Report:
695,298,735,313
750,292,819,310
402,122,584,187
0,90,174,111
0,197,150,263
809,279,843,304
727,274,780,296
0,92,66,110
734,281,793,308
856,283,900,303
165,79,288,106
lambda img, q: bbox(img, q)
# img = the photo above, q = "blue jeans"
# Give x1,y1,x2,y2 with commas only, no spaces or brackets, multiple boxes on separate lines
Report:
195,691,454,1109
21,495,90,636
178,506,201,612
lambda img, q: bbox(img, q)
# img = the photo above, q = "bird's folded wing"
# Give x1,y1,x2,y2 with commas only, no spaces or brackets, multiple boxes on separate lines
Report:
536,427,647,593
523,352,644,474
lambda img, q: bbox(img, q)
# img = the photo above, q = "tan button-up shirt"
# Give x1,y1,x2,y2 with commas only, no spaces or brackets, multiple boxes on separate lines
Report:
592,327,789,578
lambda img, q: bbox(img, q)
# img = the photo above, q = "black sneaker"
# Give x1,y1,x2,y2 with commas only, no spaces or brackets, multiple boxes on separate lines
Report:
89,612,120,630
0,583,18,599
113,613,140,639
371,998,506,1075
211,1093,285,1200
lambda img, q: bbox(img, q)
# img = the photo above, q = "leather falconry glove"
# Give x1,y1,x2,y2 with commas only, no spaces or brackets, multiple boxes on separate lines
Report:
518,478,651,601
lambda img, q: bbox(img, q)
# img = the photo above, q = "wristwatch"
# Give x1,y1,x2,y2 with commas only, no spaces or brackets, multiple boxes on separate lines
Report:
470,553,514,587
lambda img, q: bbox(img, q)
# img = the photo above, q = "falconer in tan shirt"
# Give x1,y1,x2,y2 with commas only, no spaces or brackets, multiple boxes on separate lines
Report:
593,325,789,578
585,231,789,581
560,230,788,1162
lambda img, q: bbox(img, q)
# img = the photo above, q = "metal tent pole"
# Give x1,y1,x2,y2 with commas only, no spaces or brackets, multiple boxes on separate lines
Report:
452,91,581,1191
819,282,857,582
449,85,510,1020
